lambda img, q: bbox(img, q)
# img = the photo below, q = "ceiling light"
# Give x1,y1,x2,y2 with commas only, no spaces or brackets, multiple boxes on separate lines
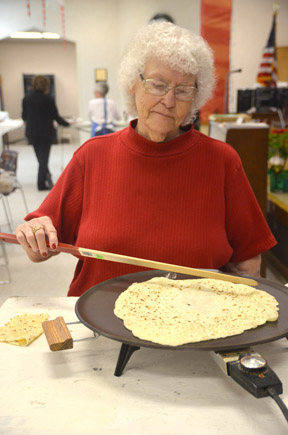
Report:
42,32,60,39
9,31,60,39
10,31,42,39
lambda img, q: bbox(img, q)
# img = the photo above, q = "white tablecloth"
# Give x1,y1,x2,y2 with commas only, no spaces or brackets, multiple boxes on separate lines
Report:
0,296,288,435
0,119,24,148
0,119,23,136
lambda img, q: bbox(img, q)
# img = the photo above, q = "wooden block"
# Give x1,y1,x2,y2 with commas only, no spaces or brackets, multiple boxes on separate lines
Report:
42,317,73,351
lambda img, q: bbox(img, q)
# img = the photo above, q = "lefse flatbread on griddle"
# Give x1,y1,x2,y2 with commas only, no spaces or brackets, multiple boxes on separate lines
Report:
0,313,49,346
114,277,279,346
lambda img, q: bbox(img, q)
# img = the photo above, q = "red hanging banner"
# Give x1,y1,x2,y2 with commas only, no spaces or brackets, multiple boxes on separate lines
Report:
200,0,232,122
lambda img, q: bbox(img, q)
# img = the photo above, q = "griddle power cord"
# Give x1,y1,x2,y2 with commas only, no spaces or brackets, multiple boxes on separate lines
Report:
267,387,288,423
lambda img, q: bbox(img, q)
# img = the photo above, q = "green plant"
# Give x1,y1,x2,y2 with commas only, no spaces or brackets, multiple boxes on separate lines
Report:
268,128,288,173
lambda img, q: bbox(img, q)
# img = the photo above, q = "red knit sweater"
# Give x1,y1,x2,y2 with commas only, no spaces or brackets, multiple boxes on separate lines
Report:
26,121,276,296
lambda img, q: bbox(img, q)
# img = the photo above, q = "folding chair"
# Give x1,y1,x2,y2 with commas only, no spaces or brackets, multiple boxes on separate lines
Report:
0,240,11,284
0,150,29,229
0,150,29,283
0,224,11,284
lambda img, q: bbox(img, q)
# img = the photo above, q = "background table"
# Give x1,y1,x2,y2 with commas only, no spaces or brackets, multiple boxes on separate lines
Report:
0,118,24,150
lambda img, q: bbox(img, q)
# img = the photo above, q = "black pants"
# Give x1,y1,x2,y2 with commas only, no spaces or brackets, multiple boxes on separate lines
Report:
31,139,52,190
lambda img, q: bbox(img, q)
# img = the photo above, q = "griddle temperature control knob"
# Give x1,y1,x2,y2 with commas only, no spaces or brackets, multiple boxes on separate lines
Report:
239,354,267,374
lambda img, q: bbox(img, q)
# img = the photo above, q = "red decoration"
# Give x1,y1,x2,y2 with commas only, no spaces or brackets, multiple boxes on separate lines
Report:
42,0,46,29
26,0,31,16
60,0,66,48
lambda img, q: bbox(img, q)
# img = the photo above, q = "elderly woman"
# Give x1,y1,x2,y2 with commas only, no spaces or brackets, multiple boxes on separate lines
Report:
16,21,276,297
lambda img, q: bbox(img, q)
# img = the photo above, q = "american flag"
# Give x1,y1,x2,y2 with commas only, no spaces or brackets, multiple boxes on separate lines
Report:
256,11,277,87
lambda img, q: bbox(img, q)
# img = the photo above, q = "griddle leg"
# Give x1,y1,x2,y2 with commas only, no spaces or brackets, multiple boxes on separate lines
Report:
114,343,140,377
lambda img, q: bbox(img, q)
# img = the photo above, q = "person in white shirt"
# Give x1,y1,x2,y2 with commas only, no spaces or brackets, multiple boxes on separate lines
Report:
88,82,121,136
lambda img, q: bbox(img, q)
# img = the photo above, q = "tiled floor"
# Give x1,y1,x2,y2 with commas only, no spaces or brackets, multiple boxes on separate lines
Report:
0,140,287,307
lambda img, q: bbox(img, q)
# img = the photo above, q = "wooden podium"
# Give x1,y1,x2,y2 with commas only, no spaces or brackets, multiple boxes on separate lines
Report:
209,121,269,215
209,121,269,276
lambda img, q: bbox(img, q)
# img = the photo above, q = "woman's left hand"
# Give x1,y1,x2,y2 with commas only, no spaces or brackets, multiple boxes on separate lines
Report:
225,254,261,277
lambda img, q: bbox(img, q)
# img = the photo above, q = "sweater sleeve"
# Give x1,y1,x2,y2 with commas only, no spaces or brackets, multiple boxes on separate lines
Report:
22,97,27,122
225,163,276,262
49,97,70,127
25,152,84,244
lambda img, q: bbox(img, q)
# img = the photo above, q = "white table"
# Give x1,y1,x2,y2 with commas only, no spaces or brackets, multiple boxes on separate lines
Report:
0,296,288,434
0,119,24,149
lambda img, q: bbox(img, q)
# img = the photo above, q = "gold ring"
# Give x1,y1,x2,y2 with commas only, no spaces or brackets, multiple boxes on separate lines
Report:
32,225,43,234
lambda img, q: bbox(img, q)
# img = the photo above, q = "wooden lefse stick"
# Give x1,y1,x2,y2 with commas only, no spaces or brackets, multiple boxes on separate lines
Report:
0,232,258,286
77,247,258,286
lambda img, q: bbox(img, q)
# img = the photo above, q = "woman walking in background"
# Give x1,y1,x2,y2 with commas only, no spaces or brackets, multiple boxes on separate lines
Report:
22,75,70,190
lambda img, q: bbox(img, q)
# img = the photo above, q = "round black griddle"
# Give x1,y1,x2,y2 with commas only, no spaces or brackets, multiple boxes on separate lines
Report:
75,270,288,352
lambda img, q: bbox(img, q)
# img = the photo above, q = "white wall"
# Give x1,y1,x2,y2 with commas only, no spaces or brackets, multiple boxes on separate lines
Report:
0,40,77,118
0,0,287,120
65,0,201,120
0,0,200,122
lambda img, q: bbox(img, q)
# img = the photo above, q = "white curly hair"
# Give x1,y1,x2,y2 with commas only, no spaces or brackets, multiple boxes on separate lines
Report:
118,21,215,122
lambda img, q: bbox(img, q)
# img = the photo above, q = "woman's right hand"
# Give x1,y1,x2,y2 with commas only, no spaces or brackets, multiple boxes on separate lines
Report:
15,216,59,262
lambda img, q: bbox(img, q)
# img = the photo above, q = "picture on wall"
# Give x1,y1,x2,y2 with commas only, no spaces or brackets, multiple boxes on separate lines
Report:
94,68,107,82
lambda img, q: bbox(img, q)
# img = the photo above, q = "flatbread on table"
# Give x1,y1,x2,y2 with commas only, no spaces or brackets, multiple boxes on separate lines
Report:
0,313,49,346
114,277,279,346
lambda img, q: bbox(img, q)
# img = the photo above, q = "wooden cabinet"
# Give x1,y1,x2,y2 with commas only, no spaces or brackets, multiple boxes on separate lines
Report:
267,193,288,281
225,127,269,215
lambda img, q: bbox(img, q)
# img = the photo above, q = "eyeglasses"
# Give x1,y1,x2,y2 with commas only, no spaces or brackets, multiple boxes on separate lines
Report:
139,73,197,101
